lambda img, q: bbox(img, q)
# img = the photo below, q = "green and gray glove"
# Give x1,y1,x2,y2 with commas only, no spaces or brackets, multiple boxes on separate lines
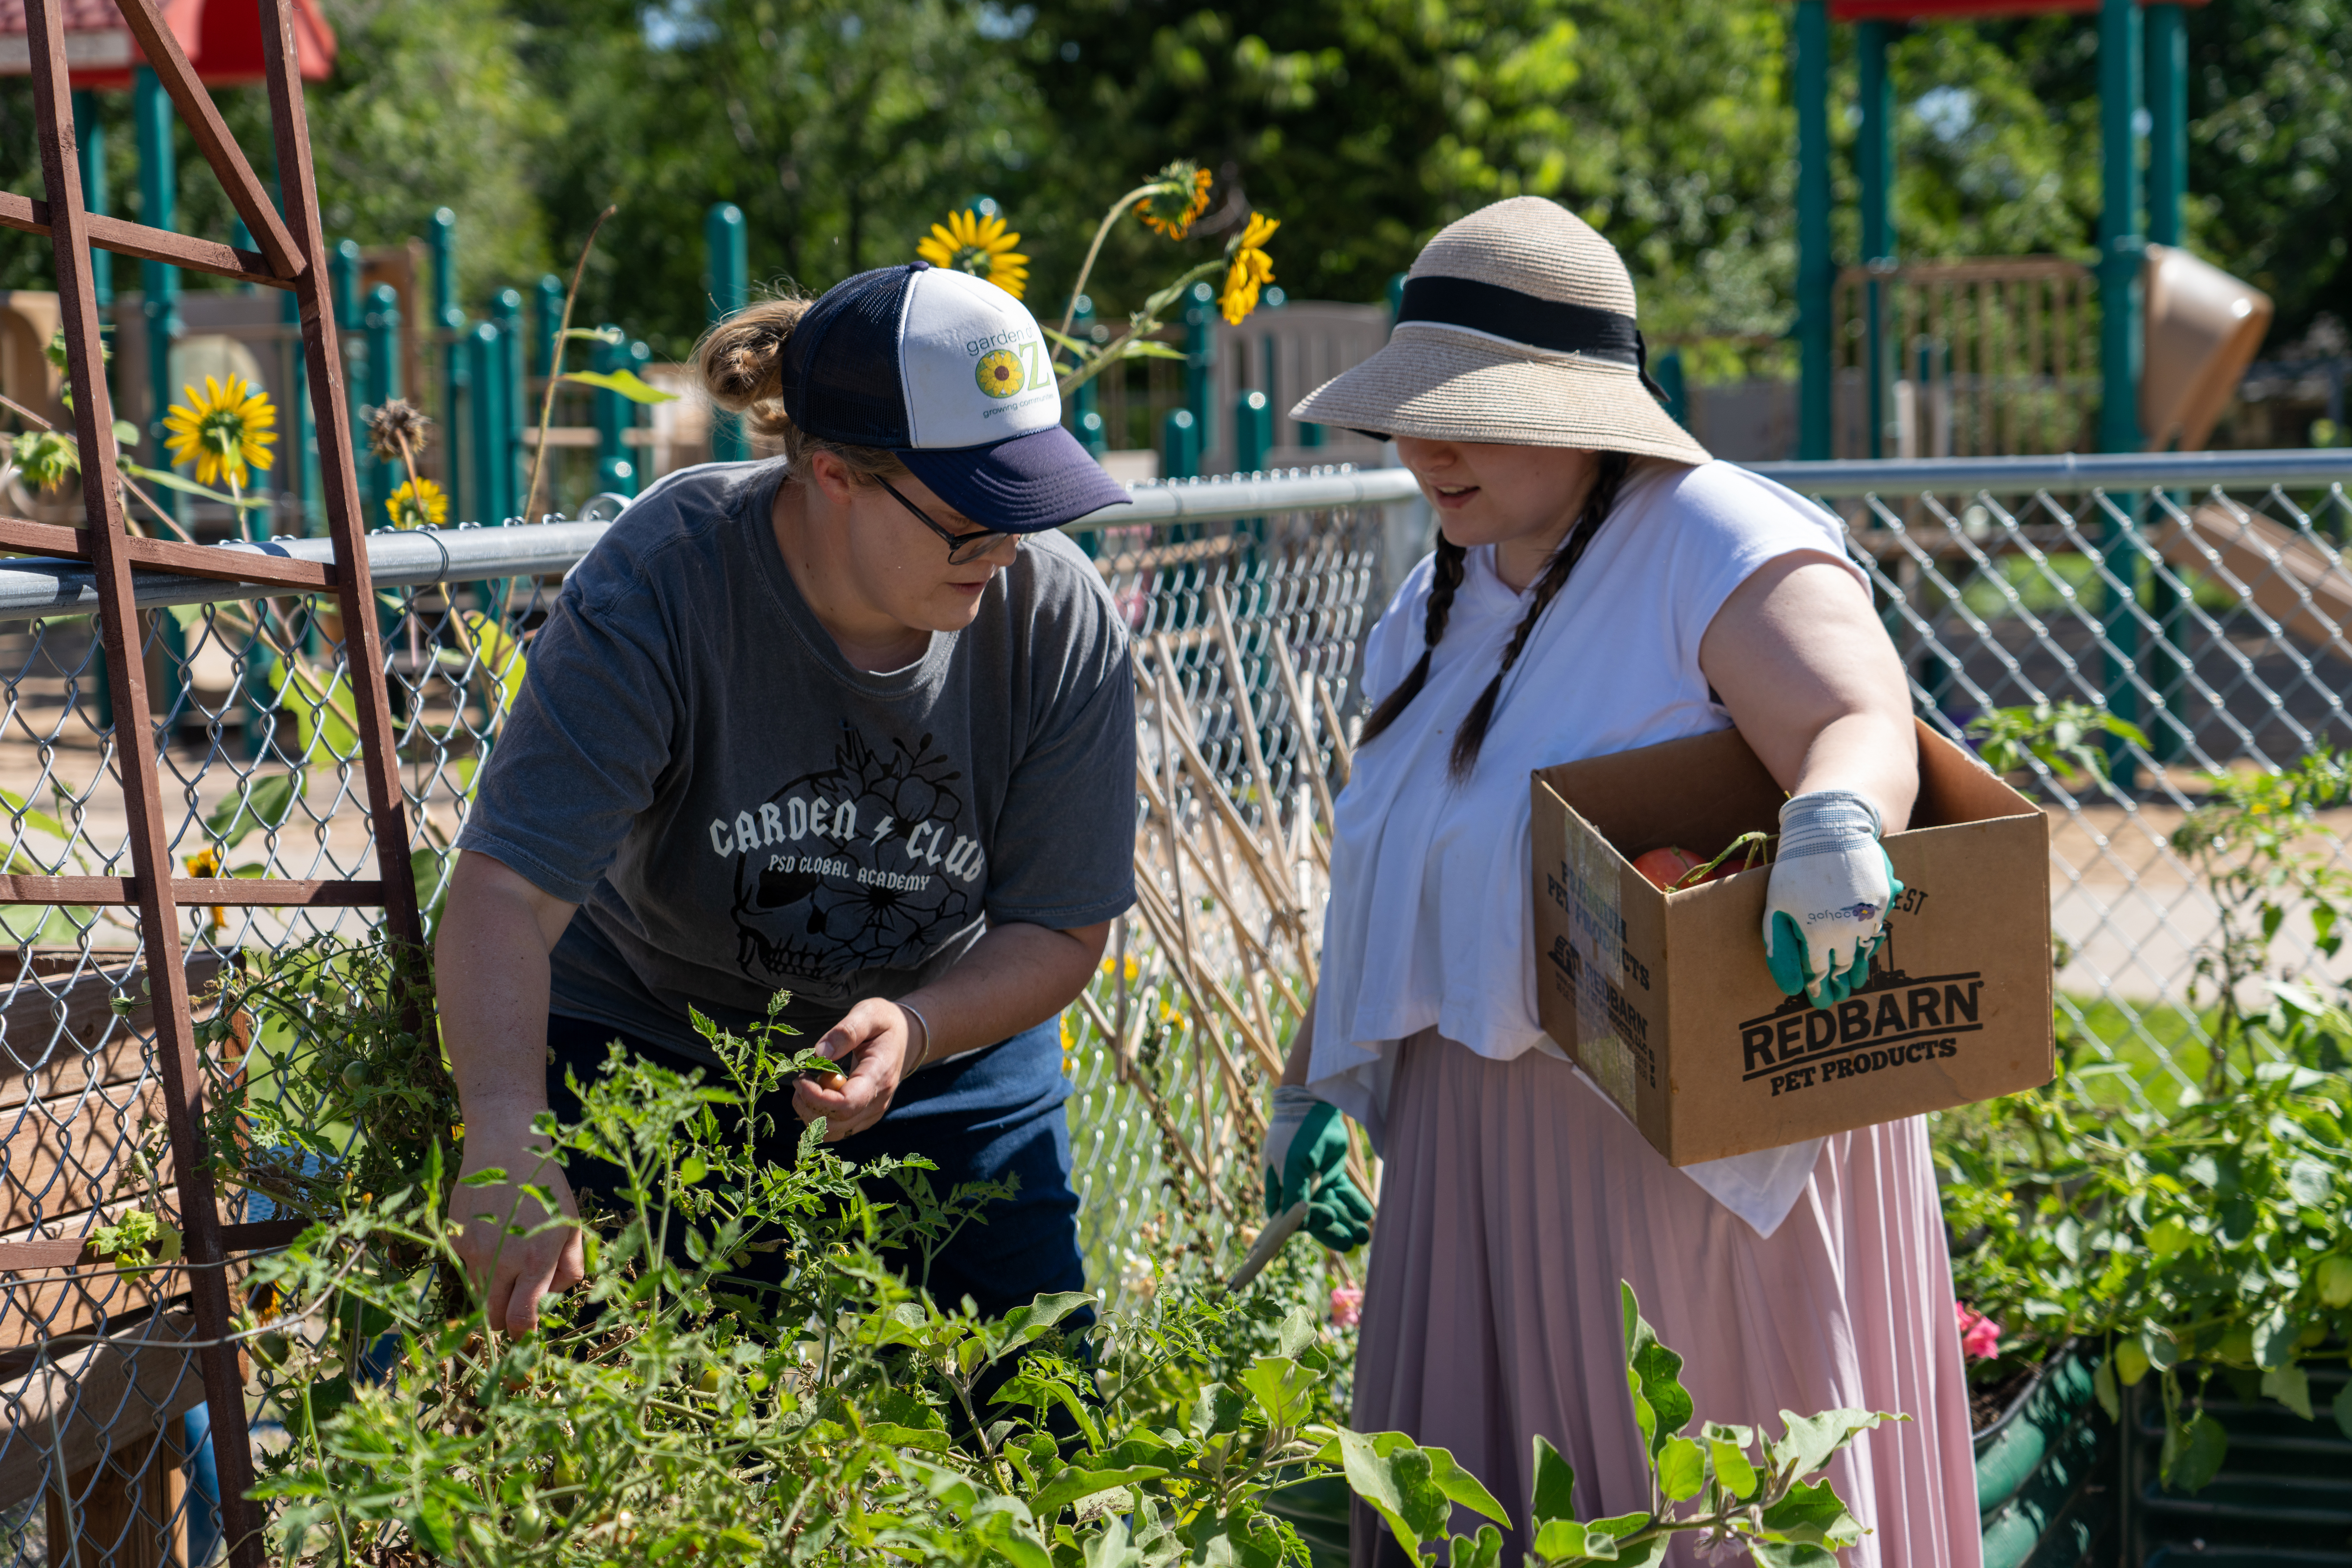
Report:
1762,789,1905,1009
1264,1085,1373,1251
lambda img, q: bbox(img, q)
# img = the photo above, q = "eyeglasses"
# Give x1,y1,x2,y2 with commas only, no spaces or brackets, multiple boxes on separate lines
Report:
876,476,1018,566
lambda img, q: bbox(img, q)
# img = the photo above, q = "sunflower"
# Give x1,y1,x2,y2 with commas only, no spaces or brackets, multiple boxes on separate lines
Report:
163,374,276,490
184,845,226,936
1218,212,1280,325
386,476,449,531
915,208,1029,300
1137,161,1213,239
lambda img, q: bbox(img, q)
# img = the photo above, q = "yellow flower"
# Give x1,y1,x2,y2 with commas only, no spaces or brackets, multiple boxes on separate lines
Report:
183,846,225,936
162,374,276,490
1219,213,1279,325
1137,161,1213,239
916,208,1029,300
386,476,449,530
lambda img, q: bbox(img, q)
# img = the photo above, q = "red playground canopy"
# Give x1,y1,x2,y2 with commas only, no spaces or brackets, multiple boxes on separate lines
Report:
0,0,335,88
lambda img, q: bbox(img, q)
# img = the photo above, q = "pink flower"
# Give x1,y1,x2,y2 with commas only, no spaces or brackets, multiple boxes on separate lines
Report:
1329,1285,1364,1329
1956,1302,2002,1360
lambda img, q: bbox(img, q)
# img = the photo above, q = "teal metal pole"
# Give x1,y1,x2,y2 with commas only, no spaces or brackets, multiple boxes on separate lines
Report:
364,283,400,517
2146,3,2188,759
1185,281,1214,464
1163,408,1198,479
593,326,635,496
2099,0,2147,785
71,90,110,308
429,209,468,520
1071,294,1105,455
72,89,116,729
468,321,505,524
1795,0,1831,458
492,289,527,517
704,203,749,462
533,275,563,379
1234,389,1270,474
134,66,184,718
1857,21,1895,461
329,238,362,327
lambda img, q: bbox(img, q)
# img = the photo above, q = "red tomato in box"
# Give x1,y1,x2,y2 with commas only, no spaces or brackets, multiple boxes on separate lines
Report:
1632,847,1706,890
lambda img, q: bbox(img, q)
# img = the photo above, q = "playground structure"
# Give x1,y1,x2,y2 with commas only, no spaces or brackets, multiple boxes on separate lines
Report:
1794,0,2270,465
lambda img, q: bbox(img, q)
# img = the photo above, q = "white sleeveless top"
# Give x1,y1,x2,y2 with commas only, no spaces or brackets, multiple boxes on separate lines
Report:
1306,457,1866,1233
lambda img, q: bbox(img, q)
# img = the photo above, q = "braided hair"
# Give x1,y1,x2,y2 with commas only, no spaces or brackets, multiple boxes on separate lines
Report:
1357,450,1637,781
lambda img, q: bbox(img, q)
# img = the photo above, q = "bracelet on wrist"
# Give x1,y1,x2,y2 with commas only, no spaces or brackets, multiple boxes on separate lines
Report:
898,999,934,1073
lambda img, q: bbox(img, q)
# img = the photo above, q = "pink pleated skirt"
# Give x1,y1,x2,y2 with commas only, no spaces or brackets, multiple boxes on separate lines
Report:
1349,1030,1980,1568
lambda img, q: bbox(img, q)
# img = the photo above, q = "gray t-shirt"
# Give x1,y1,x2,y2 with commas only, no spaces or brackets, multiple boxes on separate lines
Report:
458,459,1137,1062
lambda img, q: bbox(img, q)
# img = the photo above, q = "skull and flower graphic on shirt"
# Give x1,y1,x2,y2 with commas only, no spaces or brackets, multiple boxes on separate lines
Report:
712,726,986,986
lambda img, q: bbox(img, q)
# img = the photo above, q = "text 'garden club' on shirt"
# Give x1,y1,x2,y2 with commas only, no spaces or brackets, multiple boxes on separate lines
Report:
457,459,1139,1062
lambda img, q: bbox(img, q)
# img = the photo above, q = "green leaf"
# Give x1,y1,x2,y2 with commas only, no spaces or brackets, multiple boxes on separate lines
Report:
1766,1410,1894,1484
678,1154,708,1184
1749,1545,1839,1568
1030,1466,1172,1519
1654,1437,1703,1502
2261,1362,2314,1421
275,658,361,762
561,368,679,404
1530,1519,1601,1562
407,1497,459,1558
0,787,70,843
1189,1382,1247,1439
1701,1426,1757,1501
2093,1358,2120,1423
1448,1524,1502,1568
1618,1282,1693,1458
2335,1378,2352,1441
1421,1445,1506,1524
561,325,626,345
1755,1478,1862,1546
411,845,449,931
2160,1412,2229,1494
205,771,300,848
1119,340,1189,361
458,610,528,714
2252,1307,2297,1370
1528,1434,1578,1526
1240,1356,1315,1430
1338,1430,1451,1559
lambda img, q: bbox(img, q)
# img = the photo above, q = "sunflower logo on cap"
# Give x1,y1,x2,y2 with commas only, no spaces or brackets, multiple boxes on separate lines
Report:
975,348,1026,399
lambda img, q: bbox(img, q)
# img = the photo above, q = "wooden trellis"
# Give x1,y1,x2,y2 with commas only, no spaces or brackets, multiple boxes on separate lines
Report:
0,3,427,1564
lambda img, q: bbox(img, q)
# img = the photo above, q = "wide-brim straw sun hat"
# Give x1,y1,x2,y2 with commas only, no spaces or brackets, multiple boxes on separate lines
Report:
1292,197,1712,466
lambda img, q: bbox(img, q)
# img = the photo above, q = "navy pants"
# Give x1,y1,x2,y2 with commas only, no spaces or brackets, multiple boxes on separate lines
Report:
544,1014,1090,1325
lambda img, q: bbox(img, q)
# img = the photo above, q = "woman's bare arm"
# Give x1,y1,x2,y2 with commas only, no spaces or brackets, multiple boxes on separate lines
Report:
437,849,581,1335
1698,553,1918,830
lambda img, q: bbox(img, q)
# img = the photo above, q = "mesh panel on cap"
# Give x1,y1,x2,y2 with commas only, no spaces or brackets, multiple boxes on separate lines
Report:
783,266,914,446
1411,196,1637,315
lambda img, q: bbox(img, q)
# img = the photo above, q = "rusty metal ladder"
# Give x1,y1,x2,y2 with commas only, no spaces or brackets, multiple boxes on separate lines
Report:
0,3,428,1563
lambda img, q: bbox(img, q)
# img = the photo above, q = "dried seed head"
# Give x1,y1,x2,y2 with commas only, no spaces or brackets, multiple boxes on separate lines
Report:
365,398,432,462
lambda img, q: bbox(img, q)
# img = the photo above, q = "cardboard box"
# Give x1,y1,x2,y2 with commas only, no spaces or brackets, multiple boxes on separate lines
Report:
1530,720,2053,1166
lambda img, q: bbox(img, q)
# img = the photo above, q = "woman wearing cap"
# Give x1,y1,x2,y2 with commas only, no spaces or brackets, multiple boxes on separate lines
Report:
438,261,1137,1338
1268,200,1977,1567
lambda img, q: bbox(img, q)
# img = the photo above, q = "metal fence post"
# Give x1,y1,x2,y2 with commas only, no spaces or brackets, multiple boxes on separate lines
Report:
429,209,468,521
1235,389,1270,474
2099,0,2147,783
594,326,638,497
1857,20,1894,462
71,89,110,308
533,274,562,379
2146,2,2190,761
1071,294,1105,456
468,319,509,617
134,65,186,717
1164,409,1199,479
1185,281,1215,463
364,284,401,519
1653,348,1689,429
705,203,748,462
493,289,528,517
1795,0,1832,460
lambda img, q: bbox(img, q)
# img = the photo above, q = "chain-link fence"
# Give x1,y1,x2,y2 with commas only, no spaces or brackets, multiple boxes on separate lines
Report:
1,452,2348,1564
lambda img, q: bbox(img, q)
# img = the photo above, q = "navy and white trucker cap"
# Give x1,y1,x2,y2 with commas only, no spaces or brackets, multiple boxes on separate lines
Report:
779,262,1130,531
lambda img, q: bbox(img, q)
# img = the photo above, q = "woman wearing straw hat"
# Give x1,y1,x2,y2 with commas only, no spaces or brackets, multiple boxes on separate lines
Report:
1267,199,1977,1567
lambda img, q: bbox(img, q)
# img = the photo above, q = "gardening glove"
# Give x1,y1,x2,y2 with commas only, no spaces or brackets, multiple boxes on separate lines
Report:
1264,1085,1373,1252
1762,790,1904,1010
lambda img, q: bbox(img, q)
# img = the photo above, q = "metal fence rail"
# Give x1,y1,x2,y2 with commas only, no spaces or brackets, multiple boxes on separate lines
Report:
0,451,2348,1564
